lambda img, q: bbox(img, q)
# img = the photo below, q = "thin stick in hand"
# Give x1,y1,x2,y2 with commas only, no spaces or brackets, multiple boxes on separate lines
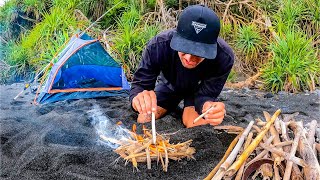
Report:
193,105,216,124
151,112,156,144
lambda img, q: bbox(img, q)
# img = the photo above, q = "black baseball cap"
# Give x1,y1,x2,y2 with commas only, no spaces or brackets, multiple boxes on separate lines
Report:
170,5,220,59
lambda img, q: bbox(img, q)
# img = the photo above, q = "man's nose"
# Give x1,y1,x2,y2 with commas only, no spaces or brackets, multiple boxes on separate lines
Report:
184,54,194,61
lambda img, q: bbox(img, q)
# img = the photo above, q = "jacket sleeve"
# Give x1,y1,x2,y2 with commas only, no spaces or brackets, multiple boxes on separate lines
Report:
129,45,161,107
194,56,234,114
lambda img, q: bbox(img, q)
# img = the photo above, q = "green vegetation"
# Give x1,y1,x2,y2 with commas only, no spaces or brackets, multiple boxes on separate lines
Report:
262,30,319,92
235,24,265,72
110,5,160,79
0,0,319,93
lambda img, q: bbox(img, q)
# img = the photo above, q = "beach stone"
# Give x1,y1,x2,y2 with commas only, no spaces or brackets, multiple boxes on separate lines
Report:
264,92,274,98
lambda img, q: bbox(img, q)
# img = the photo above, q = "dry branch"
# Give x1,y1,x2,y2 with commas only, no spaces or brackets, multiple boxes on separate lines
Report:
224,109,282,177
260,142,307,167
248,136,274,164
289,121,320,179
204,132,243,180
206,110,320,180
307,120,318,155
283,129,301,180
109,126,195,171
307,120,317,146
214,125,244,134
275,117,282,134
212,121,254,179
234,132,253,180
280,120,289,141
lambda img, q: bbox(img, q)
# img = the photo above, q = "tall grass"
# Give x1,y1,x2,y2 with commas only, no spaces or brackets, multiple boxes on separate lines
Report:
261,30,319,92
235,24,265,72
273,0,304,34
110,5,160,79
7,6,87,74
299,0,320,39
21,0,47,21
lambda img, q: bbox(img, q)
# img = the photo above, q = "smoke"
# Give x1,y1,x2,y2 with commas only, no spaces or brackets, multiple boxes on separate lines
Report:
88,104,131,149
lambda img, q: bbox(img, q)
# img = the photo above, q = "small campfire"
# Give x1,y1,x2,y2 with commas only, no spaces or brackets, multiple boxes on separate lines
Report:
205,109,320,180
100,124,195,172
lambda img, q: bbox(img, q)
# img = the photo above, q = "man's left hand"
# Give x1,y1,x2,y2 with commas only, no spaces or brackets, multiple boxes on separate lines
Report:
202,101,226,126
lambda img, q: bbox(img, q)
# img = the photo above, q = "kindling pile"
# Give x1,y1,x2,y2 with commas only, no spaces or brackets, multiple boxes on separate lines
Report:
100,124,195,172
205,109,320,180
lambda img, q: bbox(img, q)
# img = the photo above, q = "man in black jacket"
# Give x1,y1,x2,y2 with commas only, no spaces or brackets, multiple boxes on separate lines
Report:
129,5,234,128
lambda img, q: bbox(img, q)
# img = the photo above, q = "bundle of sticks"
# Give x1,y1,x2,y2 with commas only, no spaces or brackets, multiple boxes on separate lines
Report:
205,109,320,180
101,124,195,172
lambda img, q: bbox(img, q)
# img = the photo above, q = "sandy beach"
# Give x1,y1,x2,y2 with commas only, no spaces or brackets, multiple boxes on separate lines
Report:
1,83,319,179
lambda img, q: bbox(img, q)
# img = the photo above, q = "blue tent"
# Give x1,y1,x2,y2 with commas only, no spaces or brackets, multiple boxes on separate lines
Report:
36,34,130,104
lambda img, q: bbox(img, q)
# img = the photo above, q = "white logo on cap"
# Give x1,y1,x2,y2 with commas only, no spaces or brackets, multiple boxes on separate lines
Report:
191,21,207,34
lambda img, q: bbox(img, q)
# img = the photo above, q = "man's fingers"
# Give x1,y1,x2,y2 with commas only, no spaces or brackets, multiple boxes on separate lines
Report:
143,91,152,114
209,118,223,126
137,113,151,123
137,94,147,115
149,91,157,112
133,90,157,116
210,105,224,113
132,97,142,114
205,111,225,120
190,117,223,128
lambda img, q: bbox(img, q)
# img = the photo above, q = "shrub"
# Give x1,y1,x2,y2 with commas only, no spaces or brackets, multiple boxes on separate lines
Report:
234,24,265,72
110,5,160,79
261,30,320,92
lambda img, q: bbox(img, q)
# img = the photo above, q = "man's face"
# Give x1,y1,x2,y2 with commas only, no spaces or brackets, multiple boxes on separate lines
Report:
178,52,205,69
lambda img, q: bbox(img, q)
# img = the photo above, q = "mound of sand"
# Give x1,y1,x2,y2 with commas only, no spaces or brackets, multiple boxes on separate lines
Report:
1,83,319,179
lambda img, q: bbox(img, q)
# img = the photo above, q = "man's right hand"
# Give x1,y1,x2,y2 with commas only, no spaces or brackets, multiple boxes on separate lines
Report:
132,90,157,116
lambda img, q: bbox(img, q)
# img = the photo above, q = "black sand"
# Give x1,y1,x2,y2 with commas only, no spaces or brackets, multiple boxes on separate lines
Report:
1,83,319,179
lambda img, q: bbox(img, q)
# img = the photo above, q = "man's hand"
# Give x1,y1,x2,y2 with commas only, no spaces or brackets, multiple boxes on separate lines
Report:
202,101,225,126
132,90,157,123
182,101,226,128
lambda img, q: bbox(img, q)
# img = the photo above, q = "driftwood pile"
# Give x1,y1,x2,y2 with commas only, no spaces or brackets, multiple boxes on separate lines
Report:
100,124,195,172
206,109,320,180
